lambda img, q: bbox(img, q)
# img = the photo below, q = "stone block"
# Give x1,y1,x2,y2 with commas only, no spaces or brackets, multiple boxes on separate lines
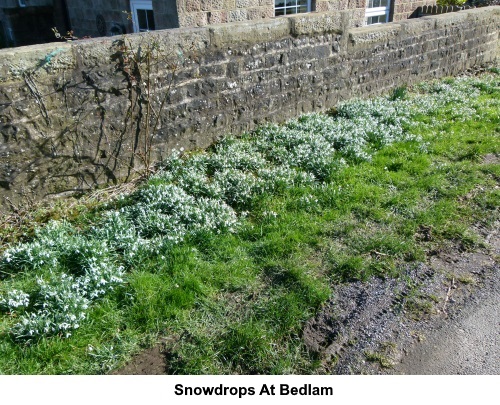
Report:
179,12,209,27
208,11,228,24
348,23,402,49
228,9,248,22
289,12,343,36
398,16,436,36
210,18,290,48
185,0,201,12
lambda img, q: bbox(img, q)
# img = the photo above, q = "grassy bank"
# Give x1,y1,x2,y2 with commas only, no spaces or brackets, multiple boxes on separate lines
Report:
0,71,498,374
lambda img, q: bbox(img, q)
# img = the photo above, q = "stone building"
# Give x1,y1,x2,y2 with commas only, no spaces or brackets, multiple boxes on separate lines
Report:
64,0,436,39
0,0,69,48
0,0,437,48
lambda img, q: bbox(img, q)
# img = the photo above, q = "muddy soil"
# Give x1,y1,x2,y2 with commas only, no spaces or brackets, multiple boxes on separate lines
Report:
110,343,168,375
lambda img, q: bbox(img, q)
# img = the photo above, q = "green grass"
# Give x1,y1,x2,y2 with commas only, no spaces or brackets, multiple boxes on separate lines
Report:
0,72,498,374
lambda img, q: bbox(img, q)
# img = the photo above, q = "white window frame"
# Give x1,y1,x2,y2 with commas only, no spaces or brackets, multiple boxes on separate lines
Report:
365,0,391,25
274,0,312,17
130,0,155,33
18,0,27,7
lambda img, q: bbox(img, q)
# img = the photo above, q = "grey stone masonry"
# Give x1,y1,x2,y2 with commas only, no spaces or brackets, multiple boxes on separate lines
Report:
0,7,499,213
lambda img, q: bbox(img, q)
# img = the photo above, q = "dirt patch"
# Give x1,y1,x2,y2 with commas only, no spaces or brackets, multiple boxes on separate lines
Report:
110,341,168,375
482,153,499,166
303,223,499,374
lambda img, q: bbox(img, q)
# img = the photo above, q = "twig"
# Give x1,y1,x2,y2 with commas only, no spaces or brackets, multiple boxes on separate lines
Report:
442,277,456,316
371,250,389,257
23,71,50,125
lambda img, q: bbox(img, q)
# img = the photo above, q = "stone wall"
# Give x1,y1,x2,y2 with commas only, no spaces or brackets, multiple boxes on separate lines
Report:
0,7,498,213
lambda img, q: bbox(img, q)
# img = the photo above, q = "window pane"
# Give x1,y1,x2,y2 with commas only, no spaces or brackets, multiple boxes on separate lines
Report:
146,10,155,30
275,0,310,16
367,14,388,24
137,9,147,30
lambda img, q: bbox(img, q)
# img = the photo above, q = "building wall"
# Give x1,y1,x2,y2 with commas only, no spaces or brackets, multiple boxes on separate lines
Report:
0,9,9,48
65,0,437,36
0,0,66,48
2,0,54,7
174,0,368,28
392,0,436,21
174,0,437,28
175,0,274,27
155,0,181,28
65,0,179,38
0,7,498,213
65,0,132,37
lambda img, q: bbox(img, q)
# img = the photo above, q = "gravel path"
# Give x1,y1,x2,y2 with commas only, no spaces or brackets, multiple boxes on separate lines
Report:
394,270,499,374
393,220,500,375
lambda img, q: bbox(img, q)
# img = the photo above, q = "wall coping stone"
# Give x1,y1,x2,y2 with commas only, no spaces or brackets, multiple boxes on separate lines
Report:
209,17,291,48
289,11,344,36
348,24,403,47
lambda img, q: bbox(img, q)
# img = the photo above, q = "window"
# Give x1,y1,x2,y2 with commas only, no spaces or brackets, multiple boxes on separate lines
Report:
275,0,312,16
365,0,391,25
18,0,27,7
130,0,155,33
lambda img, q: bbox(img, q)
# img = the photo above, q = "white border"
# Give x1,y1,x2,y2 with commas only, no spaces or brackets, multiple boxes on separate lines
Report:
1,375,498,405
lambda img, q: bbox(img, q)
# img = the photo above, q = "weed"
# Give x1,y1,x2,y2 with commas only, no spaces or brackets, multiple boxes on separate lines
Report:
389,85,408,101
364,351,394,369
404,295,436,320
456,275,476,285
